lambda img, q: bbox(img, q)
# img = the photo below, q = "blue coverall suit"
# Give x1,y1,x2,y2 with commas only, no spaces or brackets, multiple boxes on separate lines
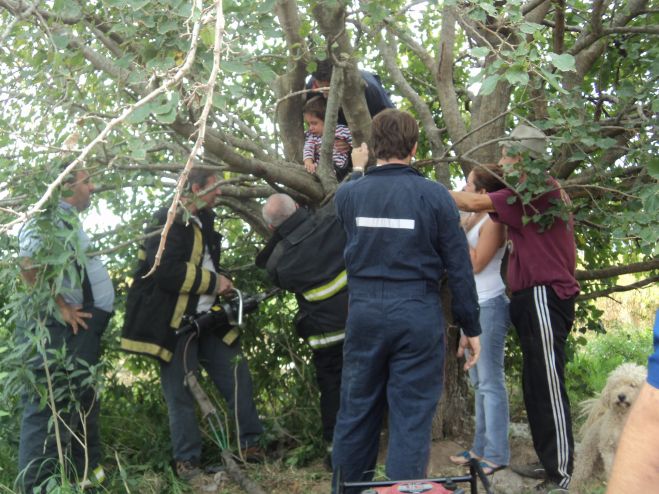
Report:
332,164,481,492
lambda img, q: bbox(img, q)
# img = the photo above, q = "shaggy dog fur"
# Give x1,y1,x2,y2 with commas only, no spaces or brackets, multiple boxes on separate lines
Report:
571,362,647,491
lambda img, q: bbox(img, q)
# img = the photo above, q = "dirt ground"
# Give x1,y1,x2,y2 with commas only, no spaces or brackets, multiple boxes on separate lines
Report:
192,425,607,493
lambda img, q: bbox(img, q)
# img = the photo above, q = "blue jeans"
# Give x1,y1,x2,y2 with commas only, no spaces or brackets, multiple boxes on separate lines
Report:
160,331,263,463
331,280,444,494
468,294,510,465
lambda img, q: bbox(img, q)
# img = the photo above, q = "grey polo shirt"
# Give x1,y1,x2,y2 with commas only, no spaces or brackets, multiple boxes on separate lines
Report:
18,201,115,312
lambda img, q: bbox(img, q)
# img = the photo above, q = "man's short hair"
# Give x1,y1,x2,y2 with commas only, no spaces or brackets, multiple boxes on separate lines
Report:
187,167,216,192
303,96,326,121
312,59,333,82
371,109,418,161
262,194,297,229
501,124,548,159
55,156,78,184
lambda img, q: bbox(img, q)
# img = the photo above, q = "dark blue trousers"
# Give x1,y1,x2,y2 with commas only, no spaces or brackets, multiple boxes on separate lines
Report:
331,280,444,494
17,308,111,493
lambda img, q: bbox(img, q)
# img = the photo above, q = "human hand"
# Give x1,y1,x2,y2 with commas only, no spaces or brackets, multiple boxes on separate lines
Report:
457,334,481,371
217,274,234,296
58,301,92,335
351,142,369,168
334,139,351,154
304,160,317,174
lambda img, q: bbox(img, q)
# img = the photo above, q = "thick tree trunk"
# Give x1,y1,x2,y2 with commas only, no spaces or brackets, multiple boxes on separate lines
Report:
433,284,472,440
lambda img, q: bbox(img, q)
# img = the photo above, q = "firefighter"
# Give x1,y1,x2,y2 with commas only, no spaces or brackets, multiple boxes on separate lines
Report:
257,193,347,468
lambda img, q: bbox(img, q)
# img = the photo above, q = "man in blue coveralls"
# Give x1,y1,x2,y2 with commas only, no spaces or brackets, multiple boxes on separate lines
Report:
331,109,482,493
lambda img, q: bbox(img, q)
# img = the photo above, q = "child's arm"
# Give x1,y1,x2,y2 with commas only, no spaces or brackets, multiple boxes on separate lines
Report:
303,132,318,173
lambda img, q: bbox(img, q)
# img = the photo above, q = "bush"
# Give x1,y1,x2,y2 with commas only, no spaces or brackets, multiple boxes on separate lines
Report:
566,322,652,416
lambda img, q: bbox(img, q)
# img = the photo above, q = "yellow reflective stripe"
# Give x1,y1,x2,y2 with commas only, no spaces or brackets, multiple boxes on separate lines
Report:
172,226,203,327
180,263,196,293
222,327,240,345
198,269,211,294
307,330,345,349
120,338,174,362
191,224,203,265
93,466,105,483
303,270,347,302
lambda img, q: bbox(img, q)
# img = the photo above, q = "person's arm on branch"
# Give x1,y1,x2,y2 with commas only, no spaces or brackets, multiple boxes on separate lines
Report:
450,190,495,213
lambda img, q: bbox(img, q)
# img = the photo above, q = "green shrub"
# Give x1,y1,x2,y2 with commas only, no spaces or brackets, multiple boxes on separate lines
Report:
566,322,652,415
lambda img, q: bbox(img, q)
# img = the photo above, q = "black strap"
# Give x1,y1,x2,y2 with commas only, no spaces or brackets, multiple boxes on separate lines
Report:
62,220,95,309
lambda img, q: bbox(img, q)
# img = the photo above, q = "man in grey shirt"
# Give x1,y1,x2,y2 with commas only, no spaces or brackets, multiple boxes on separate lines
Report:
17,166,114,492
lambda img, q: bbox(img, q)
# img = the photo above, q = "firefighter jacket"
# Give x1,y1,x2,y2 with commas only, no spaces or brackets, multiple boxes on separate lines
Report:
121,207,225,362
256,205,348,350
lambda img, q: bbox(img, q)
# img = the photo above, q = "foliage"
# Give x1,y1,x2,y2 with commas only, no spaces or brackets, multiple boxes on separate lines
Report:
0,0,658,490
567,322,652,414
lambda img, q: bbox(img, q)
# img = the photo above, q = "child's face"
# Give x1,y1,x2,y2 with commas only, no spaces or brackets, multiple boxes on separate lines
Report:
304,113,324,136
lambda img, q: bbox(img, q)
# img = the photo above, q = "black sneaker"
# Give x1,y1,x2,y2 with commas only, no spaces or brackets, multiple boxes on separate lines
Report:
511,461,547,479
534,479,569,493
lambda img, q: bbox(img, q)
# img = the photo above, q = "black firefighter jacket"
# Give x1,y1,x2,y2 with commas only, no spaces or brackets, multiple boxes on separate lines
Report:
256,205,348,350
121,207,225,362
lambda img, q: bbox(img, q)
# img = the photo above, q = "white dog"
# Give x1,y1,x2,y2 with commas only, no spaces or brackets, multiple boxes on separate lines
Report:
571,362,647,491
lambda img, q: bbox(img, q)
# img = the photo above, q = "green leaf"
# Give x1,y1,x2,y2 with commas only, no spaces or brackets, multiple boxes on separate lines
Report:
200,25,215,47
52,34,69,50
471,46,490,58
256,0,277,14
549,53,576,72
127,0,151,9
504,65,529,86
155,106,177,124
212,94,226,110
157,19,179,35
520,22,543,34
539,67,568,94
648,158,659,179
253,62,276,83
596,137,617,149
479,74,501,96
125,104,152,124
222,60,250,74
53,0,82,18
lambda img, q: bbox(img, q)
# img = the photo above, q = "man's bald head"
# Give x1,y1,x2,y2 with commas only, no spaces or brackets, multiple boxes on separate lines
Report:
262,193,298,229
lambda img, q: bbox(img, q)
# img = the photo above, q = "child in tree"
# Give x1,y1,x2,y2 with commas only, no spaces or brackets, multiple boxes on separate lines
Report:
303,96,352,181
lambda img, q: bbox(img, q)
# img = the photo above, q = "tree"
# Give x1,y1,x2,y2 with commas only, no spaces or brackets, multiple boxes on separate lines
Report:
0,0,657,465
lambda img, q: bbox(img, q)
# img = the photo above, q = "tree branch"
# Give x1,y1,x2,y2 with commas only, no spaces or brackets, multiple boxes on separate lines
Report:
576,258,659,281
145,0,223,277
0,0,206,234
379,30,445,167
578,275,659,301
